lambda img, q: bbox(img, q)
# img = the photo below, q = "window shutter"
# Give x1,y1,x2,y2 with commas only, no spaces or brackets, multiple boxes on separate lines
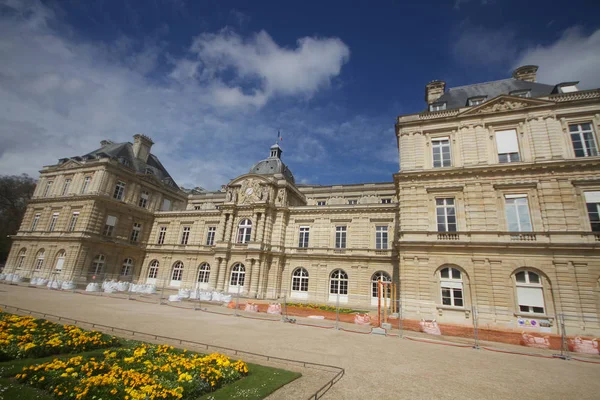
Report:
517,287,544,307
505,194,528,199
440,281,462,289
584,191,600,203
495,129,519,153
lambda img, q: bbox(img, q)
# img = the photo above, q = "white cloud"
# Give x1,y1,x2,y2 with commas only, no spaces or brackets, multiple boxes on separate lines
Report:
0,0,393,190
514,27,600,89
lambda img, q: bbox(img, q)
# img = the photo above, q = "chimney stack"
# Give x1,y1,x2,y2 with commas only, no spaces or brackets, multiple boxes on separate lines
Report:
512,65,538,82
132,134,154,163
425,80,446,104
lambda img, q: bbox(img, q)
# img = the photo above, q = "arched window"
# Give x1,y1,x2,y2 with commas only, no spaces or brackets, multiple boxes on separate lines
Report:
329,269,348,295
440,267,463,307
371,271,391,299
230,263,246,286
16,248,27,269
35,249,45,271
91,254,105,275
198,263,210,284
171,261,184,281
148,260,159,279
515,270,545,314
54,250,66,272
291,268,309,292
237,219,252,244
121,258,134,276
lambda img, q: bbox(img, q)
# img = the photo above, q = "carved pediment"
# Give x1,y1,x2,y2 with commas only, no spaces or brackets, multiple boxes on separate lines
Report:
225,177,273,205
56,159,83,170
458,95,555,116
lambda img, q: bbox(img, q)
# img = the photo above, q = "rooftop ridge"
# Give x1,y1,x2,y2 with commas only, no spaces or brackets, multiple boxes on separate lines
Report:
447,78,516,92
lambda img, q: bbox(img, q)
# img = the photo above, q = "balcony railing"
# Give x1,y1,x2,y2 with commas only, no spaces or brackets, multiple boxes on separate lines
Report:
398,231,600,246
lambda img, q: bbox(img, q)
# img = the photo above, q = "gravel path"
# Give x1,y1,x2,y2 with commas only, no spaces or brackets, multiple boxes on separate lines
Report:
1,285,599,400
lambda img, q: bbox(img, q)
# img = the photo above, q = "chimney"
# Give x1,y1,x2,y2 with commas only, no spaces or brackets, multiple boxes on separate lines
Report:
425,80,446,104
132,134,154,163
512,65,538,82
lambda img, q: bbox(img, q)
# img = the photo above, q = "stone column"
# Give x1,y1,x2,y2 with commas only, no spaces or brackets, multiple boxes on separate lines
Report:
249,259,260,298
245,260,253,296
216,259,228,291
208,258,221,291
251,213,259,241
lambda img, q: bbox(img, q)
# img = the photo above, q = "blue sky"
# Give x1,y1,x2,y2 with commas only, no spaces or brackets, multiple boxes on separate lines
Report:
1,0,599,190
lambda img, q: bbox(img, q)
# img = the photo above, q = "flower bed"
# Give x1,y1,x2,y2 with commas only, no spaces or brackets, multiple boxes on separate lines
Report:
286,302,368,314
16,344,249,399
0,311,119,360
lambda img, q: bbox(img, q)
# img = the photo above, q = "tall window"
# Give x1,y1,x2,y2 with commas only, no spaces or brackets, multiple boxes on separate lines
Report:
495,129,520,163
81,176,91,194
230,263,246,286
68,212,79,232
61,179,71,195
569,123,598,158
436,198,456,232
48,213,59,232
440,267,464,307
335,226,347,249
138,191,149,208
206,227,216,246
515,270,545,314
121,258,134,276
148,260,159,279
298,226,310,248
35,250,45,270
91,254,105,275
43,180,53,197
505,195,532,232
237,219,252,244
113,181,126,200
432,137,451,168
16,249,26,269
375,226,388,249
292,268,309,292
584,191,600,232
54,251,66,272
103,215,117,236
180,226,191,245
171,261,184,281
371,271,391,298
31,213,40,231
329,269,348,295
130,223,142,243
161,198,172,211
198,263,210,284
157,226,167,244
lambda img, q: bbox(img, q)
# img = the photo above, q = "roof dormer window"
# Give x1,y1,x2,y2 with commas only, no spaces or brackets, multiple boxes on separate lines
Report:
510,90,531,98
118,157,130,167
559,84,578,93
467,96,486,106
145,168,154,175
429,102,447,112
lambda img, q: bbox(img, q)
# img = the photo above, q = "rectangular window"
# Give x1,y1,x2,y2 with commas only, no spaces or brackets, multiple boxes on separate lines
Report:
348,199,357,205
48,213,59,232
495,129,520,163
468,97,486,106
81,176,91,194
161,198,172,211
62,179,71,195
335,226,347,249
206,226,216,246
510,90,531,98
517,287,545,314
432,137,451,168
113,181,126,200
138,191,149,208
299,226,310,248
429,102,446,111
584,191,600,232
130,222,142,243
441,282,464,307
31,213,41,231
570,123,598,158
103,215,117,236
436,198,457,232
376,226,388,249
505,195,532,232
381,198,392,204
317,201,326,206
157,226,167,244
43,181,53,197
180,226,191,245
68,212,79,232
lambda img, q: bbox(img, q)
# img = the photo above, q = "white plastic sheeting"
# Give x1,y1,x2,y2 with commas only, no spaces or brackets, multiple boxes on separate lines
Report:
168,294,182,302
85,282,101,292
178,289,191,299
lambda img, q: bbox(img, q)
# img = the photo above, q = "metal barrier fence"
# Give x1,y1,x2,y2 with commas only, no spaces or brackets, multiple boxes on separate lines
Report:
0,303,345,400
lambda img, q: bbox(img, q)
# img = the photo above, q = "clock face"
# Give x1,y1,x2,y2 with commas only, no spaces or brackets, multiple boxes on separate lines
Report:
245,187,253,195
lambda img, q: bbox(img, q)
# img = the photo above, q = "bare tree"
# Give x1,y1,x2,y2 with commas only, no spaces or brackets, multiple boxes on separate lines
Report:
0,174,36,264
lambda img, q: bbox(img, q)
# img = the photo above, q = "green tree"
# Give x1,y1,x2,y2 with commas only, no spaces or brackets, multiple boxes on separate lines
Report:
0,174,36,264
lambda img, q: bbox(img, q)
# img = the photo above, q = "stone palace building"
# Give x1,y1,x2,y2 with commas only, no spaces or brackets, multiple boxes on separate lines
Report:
4,66,600,336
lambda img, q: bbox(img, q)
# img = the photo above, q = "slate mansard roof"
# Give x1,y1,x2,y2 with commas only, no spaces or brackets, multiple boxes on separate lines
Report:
434,78,556,111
